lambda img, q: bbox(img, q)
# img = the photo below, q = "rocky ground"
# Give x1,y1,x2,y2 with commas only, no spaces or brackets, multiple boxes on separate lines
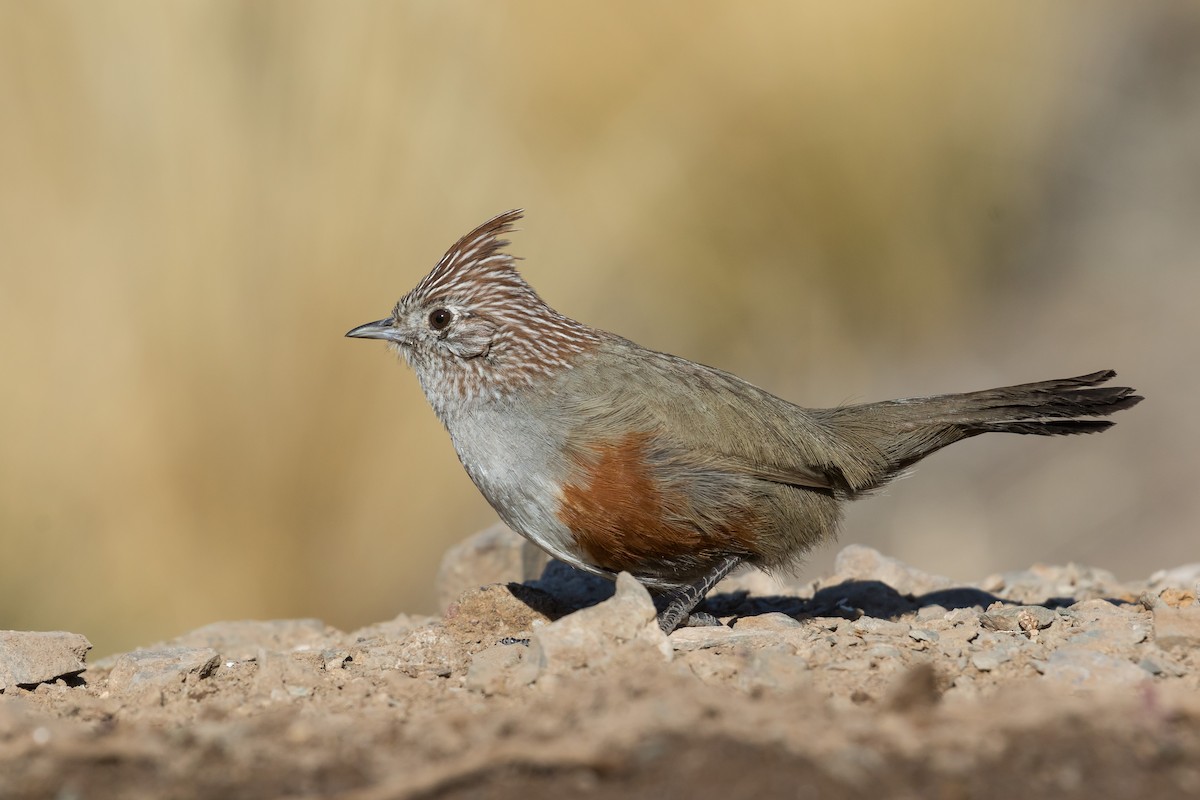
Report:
2,524,1199,800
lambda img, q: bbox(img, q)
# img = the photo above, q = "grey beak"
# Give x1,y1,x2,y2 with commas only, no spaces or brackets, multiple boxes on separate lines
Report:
346,318,402,342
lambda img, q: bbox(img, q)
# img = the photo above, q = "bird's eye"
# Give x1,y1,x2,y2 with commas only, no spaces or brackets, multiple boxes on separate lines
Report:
428,308,453,331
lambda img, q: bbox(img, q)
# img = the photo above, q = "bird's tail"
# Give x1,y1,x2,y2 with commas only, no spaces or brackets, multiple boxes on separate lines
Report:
821,370,1142,492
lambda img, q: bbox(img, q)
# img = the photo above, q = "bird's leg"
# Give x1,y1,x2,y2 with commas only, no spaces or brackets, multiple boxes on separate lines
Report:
657,555,742,633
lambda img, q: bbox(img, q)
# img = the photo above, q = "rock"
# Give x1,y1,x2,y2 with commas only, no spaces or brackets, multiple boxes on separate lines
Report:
734,645,811,693
322,650,351,671
347,613,439,644
943,608,981,626
937,640,968,659
993,563,1124,605
827,545,954,597
1035,647,1149,688
915,605,948,621
153,619,338,663
1066,600,1151,648
354,626,465,678
935,616,981,658
908,628,939,643
980,605,1057,633
527,572,671,674
1153,605,1200,650
978,573,1007,593
970,650,1011,672
251,650,326,701
867,645,904,661
1147,563,1200,590
969,632,1020,672
683,649,739,685
443,583,559,642
465,643,534,695
0,631,91,691
1152,588,1198,609
106,647,220,692
435,523,551,611
732,613,802,631
850,618,910,637
670,626,787,652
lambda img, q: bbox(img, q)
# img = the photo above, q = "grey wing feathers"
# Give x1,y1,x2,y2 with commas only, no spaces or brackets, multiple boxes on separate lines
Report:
589,346,889,494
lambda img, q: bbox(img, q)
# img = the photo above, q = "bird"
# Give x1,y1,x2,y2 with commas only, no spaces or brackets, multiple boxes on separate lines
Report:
346,209,1143,632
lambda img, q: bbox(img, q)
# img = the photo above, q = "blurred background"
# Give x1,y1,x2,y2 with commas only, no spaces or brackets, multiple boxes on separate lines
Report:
2,1,1197,657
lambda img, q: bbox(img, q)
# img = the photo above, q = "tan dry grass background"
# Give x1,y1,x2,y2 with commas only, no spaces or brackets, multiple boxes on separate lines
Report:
2,2,1197,656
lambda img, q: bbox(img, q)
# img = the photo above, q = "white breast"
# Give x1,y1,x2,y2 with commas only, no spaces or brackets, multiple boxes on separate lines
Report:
440,397,608,578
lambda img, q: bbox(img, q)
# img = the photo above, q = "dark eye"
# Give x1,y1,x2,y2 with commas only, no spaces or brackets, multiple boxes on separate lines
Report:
428,308,452,331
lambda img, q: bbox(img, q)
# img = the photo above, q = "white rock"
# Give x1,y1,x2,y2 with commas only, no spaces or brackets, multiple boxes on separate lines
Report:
0,631,91,690
828,545,954,596
527,572,671,674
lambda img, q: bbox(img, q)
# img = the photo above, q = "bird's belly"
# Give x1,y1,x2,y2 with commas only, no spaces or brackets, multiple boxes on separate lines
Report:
447,414,609,579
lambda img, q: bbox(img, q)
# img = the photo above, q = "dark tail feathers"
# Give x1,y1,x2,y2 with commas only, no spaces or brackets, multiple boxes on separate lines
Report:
937,370,1142,436
822,370,1143,493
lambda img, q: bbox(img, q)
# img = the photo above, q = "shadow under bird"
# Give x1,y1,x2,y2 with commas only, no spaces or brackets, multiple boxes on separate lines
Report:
347,210,1143,632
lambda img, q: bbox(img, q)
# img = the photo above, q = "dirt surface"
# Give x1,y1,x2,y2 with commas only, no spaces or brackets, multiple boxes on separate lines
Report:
3,527,1199,800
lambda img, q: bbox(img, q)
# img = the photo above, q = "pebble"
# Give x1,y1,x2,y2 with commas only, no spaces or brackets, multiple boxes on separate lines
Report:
916,605,948,621
938,641,966,659
851,618,910,637
980,605,1057,632
943,608,981,626
939,624,980,645
733,613,802,631
970,650,1011,672
867,645,904,661
322,650,351,671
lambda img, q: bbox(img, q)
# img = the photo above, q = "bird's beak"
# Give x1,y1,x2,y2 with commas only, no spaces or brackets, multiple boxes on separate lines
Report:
345,318,406,343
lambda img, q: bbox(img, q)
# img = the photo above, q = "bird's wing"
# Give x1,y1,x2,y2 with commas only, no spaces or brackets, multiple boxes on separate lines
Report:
702,452,835,490
567,343,887,494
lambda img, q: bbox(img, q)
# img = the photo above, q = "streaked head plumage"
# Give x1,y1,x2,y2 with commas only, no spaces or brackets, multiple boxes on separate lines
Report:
348,210,603,414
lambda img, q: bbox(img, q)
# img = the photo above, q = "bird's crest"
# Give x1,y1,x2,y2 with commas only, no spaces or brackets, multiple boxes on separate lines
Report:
403,209,526,310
